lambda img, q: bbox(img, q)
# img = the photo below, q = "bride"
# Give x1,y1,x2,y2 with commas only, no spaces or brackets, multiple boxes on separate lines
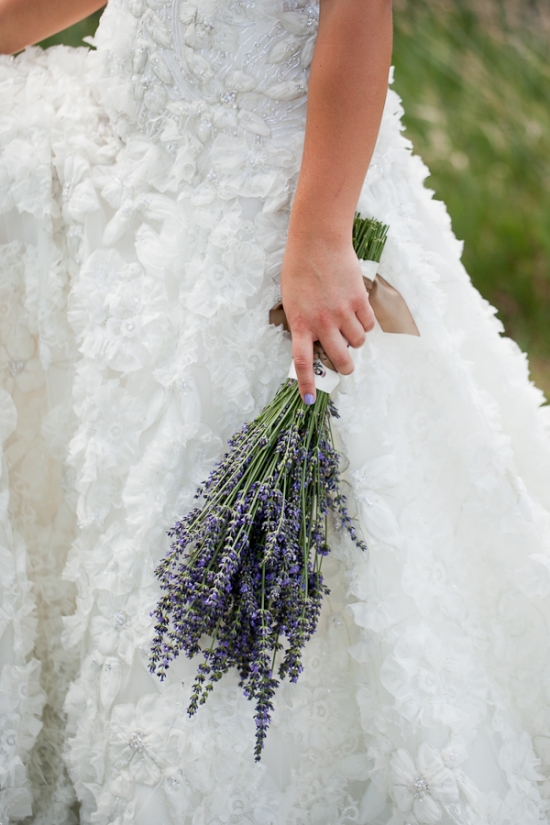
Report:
2,0,550,823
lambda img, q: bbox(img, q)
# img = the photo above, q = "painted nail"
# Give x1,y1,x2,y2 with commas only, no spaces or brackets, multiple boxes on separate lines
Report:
304,393,315,406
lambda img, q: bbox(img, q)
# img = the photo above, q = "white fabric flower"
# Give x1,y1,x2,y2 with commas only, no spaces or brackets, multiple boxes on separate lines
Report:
0,333,44,395
0,386,17,443
391,744,459,824
109,696,171,786
90,588,155,664
380,624,488,732
69,376,146,482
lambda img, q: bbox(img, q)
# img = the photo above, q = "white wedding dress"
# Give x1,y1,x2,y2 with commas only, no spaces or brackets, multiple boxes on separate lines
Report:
2,1,550,823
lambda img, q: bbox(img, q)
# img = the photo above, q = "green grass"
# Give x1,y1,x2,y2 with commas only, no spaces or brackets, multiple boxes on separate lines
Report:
392,0,550,393
44,2,550,393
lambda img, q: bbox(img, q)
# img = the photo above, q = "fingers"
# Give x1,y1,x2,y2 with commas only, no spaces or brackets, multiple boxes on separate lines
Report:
290,294,375,402
292,333,316,404
319,329,355,375
356,295,376,333
318,298,373,375
341,314,367,349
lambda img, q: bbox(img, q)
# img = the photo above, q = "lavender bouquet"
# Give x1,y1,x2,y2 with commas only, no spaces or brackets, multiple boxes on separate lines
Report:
149,216,389,759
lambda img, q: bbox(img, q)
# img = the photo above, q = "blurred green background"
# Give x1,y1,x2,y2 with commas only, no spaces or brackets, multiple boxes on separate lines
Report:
40,0,550,395
38,10,104,51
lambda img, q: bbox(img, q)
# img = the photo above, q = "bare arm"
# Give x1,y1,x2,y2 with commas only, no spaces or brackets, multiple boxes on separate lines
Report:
281,0,393,402
0,0,105,55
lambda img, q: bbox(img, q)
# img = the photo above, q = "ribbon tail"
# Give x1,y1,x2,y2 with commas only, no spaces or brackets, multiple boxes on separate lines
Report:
363,274,420,337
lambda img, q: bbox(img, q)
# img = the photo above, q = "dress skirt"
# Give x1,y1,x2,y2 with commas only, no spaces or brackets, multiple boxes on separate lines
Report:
2,2,550,823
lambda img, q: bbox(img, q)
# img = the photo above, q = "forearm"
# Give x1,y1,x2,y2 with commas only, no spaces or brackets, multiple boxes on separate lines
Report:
290,0,393,242
0,0,105,54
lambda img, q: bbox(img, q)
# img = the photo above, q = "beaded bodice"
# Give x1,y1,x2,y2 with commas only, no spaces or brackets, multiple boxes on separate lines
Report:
102,0,318,143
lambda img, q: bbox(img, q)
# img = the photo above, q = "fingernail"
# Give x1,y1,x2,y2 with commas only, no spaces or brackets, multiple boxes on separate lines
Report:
304,393,315,406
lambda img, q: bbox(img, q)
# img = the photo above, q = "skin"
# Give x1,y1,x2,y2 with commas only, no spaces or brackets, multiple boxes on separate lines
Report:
282,0,393,402
0,0,105,54
0,0,393,403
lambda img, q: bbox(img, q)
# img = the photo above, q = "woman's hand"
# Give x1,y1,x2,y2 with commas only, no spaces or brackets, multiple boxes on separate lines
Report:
281,226,375,403
279,0,392,403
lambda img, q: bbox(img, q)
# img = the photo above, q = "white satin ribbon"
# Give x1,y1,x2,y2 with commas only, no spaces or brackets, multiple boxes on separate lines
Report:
359,260,379,280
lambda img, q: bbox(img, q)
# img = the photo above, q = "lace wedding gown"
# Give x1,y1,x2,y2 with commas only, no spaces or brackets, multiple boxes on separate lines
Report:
2,1,550,823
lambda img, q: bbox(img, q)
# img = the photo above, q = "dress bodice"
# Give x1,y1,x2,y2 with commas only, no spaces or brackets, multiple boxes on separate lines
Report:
95,0,318,143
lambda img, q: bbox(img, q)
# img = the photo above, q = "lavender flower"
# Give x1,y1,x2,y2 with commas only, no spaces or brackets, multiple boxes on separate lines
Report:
149,383,366,760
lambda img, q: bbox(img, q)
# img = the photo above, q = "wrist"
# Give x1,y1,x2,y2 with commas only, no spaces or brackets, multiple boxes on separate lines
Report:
287,206,354,252
289,165,362,237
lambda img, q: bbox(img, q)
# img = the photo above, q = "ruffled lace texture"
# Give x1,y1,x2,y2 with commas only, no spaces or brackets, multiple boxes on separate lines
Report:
0,45,111,823
2,0,550,823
